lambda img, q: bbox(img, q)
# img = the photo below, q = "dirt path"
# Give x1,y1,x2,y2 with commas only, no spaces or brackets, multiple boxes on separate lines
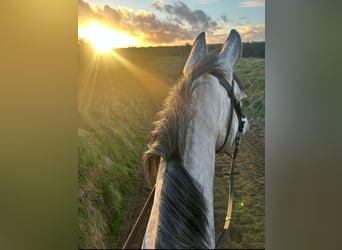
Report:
115,119,264,249
214,119,265,249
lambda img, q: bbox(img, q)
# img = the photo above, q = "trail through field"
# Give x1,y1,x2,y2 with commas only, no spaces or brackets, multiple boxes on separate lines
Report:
115,118,265,249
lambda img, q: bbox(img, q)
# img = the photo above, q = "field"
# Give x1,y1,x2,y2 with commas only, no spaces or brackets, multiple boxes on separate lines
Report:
78,44,264,248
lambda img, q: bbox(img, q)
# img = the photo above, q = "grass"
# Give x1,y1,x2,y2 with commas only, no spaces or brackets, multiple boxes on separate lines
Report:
236,58,265,120
78,48,149,248
78,92,148,248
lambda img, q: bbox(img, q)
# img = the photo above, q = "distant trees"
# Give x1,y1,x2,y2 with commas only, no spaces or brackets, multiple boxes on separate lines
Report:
81,41,265,60
208,42,265,58
242,42,265,58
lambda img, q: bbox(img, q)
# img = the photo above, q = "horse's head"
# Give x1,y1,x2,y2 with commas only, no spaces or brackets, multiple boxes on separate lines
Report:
183,30,249,153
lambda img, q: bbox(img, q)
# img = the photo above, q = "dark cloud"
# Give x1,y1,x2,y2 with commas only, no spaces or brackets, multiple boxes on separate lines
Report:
237,16,251,25
154,1,217,30
220,14,236,24
131,9,195,43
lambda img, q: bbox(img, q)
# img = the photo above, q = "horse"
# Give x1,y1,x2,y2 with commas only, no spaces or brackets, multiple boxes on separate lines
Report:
142,30,249,249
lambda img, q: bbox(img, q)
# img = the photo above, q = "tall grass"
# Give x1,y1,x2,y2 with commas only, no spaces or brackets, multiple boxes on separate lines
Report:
78,49,149,248
236,58,265,120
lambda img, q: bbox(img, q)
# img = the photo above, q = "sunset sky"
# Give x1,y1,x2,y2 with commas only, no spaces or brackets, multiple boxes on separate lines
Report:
78,0,265,49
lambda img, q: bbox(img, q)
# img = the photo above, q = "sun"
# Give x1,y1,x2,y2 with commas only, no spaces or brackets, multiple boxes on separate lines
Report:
78,22,139,52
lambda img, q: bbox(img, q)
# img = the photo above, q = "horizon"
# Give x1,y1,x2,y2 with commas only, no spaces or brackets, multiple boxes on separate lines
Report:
78,37,265,49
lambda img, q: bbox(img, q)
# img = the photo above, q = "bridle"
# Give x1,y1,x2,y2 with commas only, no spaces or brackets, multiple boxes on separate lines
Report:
214,71,245,154
122,72,246,249
212,71,246,248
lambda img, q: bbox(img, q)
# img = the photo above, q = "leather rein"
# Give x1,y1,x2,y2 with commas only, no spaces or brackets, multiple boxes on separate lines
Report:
122,72,245,249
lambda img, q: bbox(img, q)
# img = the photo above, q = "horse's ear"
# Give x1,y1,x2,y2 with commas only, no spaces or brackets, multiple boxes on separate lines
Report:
218,29,242,70
183,32,207,74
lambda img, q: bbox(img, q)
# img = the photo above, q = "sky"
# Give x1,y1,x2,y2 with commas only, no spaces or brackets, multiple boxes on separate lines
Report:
78,0,265,47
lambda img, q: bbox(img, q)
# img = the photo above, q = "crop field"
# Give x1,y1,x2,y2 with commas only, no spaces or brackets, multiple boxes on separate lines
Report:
78,44,264,249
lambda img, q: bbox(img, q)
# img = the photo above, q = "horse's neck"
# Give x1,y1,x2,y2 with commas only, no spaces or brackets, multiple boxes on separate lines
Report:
183,123,217,248
143,75,229,249
183,75,228,247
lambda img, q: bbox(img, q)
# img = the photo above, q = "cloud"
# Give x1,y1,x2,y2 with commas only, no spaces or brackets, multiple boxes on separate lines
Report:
210,24,265,43
152,0,163,11
220,14,235,24
235,24,265,41
154,1,218,30
236,16,251,25
240,0,265,8
78,0,101,22
198,0,220,4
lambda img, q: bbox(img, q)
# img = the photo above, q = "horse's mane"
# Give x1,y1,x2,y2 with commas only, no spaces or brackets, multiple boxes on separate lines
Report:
143,53,232,185
155,159,209,249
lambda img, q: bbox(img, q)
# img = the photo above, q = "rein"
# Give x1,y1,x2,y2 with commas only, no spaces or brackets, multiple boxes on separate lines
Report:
122,73,245,249
215,133,243,249
122,185,155,249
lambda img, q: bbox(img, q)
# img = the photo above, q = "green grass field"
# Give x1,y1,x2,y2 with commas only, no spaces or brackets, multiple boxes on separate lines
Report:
236,58,265,120
78,45,264,248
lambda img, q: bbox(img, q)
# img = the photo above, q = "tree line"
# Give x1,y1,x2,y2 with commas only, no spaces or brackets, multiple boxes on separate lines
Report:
115,42,265,60
79,39,265,60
